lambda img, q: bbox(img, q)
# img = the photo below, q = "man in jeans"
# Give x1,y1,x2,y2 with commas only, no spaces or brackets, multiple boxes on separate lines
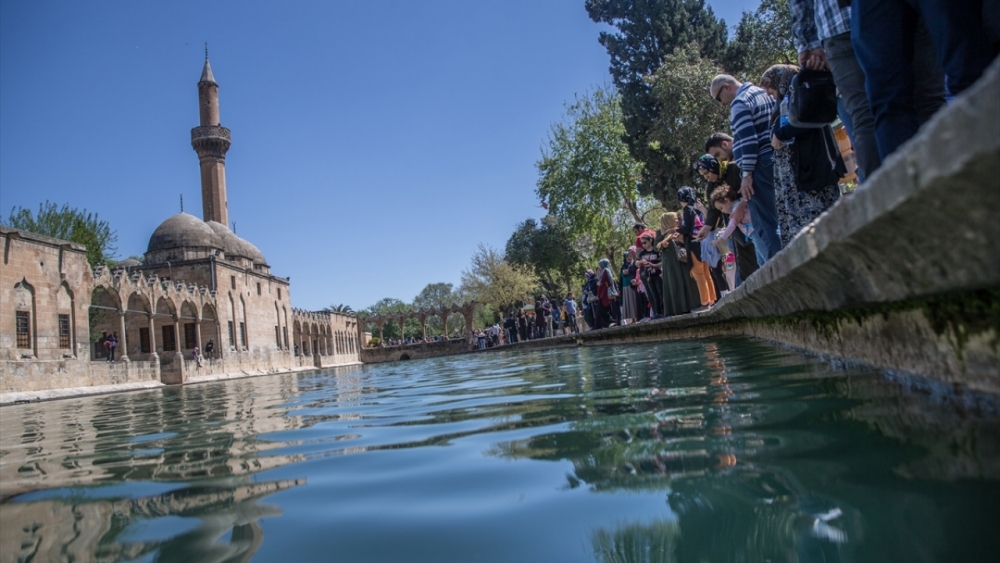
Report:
709,75,781,265
852,0,991,161
791,0,947,179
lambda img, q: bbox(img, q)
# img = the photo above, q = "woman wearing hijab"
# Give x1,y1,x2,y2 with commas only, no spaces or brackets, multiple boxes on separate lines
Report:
582,270,597,330
656,212,702,316
677,186,716,311
595,258,616,329
620,248,639,324
760,64,844,248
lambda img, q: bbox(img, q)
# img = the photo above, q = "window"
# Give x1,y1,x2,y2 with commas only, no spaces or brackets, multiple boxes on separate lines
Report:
228,321,235,347
231,276,236,290
15,311,30,349
184,323,197,349
239,322,247,348
161,325,176,352
283,326,289,349
257,282,261,296
275,326,281,348
139,327,151,353
277,288,282,300
58,314,70,348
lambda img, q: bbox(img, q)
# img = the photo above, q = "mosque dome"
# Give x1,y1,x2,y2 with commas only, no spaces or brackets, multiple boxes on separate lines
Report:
116,258,142,270
206,221,267,265
146,212,222,254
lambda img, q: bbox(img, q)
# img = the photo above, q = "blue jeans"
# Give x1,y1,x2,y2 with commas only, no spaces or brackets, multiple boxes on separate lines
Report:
852,0,987,159
747,152,781,265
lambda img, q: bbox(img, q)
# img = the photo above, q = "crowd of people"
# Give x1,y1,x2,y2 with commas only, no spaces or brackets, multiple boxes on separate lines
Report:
394,2,999,348
486,0,998,339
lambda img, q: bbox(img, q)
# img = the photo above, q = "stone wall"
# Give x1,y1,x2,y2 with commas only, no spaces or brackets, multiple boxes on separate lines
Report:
361,338,470,364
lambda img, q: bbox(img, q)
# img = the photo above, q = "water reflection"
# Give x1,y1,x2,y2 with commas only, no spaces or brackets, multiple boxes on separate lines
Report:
0,340,997,562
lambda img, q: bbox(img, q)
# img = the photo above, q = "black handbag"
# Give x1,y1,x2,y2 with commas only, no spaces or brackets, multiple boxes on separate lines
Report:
793,125,847,193
789,69,838,128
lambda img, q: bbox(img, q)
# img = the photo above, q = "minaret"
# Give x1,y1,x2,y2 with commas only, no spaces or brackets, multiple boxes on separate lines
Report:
191,47,231,227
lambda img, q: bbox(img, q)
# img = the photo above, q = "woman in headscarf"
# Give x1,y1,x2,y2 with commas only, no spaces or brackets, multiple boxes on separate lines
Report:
620,248,639,324
760,64,844,248
677,186,716,311
582,270,597,330
656,212,702,316
595,258,616,329
694,153,741,197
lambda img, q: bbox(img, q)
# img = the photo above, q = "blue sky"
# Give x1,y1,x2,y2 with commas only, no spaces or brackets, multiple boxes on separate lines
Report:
1,0,758,311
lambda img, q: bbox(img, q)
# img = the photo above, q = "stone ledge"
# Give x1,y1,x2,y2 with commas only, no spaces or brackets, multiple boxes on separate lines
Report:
494,59,1000,392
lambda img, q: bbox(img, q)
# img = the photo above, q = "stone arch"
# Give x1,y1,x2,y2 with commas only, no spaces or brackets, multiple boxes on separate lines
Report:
293,320,302,355
274,302,283,349
179,301,199,351
238,295,248,351
201,303,219,359
282,307,290,350
227,293,236,350
12,278,37,357
126,292,153,359
154,296,178,355
57,281,76,355
90,285,121,360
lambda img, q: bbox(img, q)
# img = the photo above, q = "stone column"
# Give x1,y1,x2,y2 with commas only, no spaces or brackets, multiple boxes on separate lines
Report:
147,313,158,362
118,311,130,362
195,320,203,351
174,319,185,377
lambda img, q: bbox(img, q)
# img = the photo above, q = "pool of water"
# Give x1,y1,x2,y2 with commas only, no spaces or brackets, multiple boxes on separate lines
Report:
1,338,998,562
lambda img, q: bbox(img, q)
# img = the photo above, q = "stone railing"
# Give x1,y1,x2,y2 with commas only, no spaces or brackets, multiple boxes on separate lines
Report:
190,125,231,143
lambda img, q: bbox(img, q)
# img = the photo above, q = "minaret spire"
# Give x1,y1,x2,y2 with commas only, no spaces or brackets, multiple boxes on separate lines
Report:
191,50,230,226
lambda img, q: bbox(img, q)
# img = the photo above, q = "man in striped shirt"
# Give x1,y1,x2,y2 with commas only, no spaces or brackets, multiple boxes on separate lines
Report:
709,75,782,265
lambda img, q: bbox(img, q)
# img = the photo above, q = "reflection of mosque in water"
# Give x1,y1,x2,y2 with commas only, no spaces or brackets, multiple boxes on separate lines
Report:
0,367,361,563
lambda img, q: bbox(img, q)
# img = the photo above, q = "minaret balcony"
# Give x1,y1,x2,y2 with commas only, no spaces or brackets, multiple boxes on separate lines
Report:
191,125,231,143
191,125,231,157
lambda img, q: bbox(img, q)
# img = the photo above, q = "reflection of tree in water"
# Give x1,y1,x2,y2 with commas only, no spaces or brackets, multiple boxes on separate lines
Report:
590,518,680,563
7,478,303,563
588,466,858,563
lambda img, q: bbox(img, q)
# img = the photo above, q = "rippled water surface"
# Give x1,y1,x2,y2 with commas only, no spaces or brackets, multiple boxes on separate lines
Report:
2,338,998,562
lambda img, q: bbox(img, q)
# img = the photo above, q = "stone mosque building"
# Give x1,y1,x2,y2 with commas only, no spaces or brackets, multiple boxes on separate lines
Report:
0,56,360,394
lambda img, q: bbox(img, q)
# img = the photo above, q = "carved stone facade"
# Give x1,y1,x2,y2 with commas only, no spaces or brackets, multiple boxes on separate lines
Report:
0,56,360,396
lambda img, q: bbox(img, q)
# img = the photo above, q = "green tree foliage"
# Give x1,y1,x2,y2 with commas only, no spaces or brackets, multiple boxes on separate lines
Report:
7,200,118,267
585,0,728,201
505,217,582,296
722,0,796,81
459,245,540,315
411,282,461,336
326,303,355,314
536,86,656,269
645,42,730,202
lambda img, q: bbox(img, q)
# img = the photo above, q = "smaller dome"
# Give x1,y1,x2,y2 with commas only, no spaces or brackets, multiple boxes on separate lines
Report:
116,258,141,270
147,213,222,254
206,221,267,265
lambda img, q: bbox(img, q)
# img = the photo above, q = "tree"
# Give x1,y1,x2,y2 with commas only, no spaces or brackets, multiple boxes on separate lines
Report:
326,304,355,314
645,42,730,202
7,200,118,267
411,282,461,336
505,217,582,296
722,0,796,81
459,245,540,315
536,86,656,269
585,0,728,201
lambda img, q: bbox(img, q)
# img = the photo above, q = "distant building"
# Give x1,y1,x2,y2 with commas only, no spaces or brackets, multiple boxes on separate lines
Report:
1,55,359,395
